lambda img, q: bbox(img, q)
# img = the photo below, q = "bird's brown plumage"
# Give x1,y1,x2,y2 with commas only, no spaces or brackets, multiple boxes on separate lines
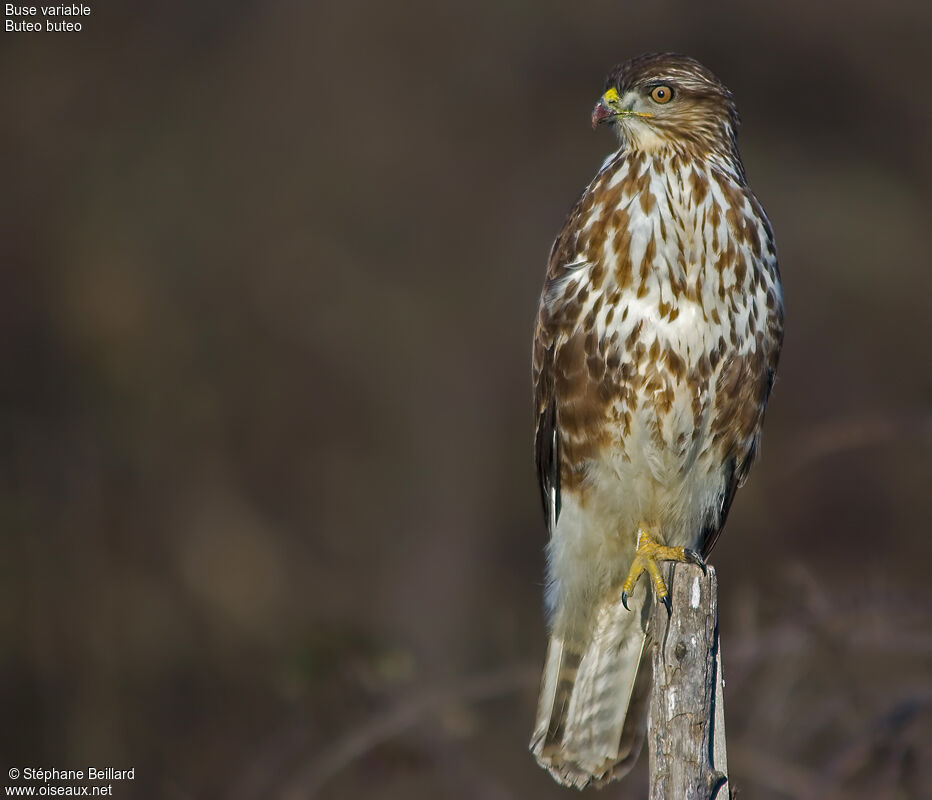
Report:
530,53,783,788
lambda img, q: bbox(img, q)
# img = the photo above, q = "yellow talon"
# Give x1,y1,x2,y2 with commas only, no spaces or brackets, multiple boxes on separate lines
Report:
620,528,704,613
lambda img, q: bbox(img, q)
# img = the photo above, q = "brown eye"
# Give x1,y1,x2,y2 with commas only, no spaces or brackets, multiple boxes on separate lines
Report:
649,85,673,104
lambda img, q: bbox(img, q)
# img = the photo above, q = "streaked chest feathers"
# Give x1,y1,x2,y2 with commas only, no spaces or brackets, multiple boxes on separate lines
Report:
536,150,781,492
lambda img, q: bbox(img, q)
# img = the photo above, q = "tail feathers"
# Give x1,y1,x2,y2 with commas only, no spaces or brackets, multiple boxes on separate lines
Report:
530,589,651,788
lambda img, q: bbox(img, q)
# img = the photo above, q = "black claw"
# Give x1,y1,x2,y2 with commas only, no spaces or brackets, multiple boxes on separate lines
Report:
661,594,672,615
685,549,707,574
621,591,630,611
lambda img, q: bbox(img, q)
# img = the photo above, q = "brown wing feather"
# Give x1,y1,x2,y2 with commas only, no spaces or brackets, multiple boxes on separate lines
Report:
534,344,559,533
700,330,782,557
532,187,592,534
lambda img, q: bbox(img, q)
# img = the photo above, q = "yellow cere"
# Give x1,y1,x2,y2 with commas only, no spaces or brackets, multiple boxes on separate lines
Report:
602,87,620,104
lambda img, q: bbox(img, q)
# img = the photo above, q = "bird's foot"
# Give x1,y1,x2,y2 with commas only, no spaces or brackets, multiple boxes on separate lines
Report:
620,528,705,614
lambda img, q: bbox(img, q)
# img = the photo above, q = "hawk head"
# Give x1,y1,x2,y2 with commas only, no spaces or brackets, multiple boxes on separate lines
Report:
592,52,741,162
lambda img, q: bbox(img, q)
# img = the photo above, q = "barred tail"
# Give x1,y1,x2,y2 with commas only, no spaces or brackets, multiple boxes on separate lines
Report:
530,589,652,788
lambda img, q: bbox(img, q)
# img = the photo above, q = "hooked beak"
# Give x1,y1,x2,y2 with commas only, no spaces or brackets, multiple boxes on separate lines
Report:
591,87,621,129
591,87,652,129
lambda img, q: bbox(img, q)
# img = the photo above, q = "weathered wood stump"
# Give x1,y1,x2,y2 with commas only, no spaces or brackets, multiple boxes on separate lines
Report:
648,563,730,800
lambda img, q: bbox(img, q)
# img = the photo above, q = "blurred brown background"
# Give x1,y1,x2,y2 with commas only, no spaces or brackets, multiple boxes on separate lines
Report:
2,1,931,798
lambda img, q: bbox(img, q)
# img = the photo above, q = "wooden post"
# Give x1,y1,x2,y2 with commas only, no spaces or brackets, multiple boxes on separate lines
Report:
648,563,730,800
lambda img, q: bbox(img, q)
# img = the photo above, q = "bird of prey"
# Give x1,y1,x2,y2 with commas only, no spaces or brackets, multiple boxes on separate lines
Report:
530,53,784,788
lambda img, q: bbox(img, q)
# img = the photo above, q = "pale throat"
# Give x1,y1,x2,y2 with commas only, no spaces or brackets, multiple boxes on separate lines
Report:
618,120,736,166
617,123,672,155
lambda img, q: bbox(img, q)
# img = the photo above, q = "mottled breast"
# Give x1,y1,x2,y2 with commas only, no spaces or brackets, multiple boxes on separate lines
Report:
534,148,782,511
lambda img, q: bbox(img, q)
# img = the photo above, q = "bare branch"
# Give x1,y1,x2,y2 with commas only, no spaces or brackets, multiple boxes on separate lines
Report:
280,664,536,799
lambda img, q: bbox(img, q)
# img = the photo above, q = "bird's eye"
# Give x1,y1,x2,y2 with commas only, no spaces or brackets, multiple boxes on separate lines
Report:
649,85,674,104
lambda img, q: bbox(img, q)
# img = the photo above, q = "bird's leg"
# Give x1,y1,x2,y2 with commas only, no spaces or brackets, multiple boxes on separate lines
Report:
621,527,706,613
